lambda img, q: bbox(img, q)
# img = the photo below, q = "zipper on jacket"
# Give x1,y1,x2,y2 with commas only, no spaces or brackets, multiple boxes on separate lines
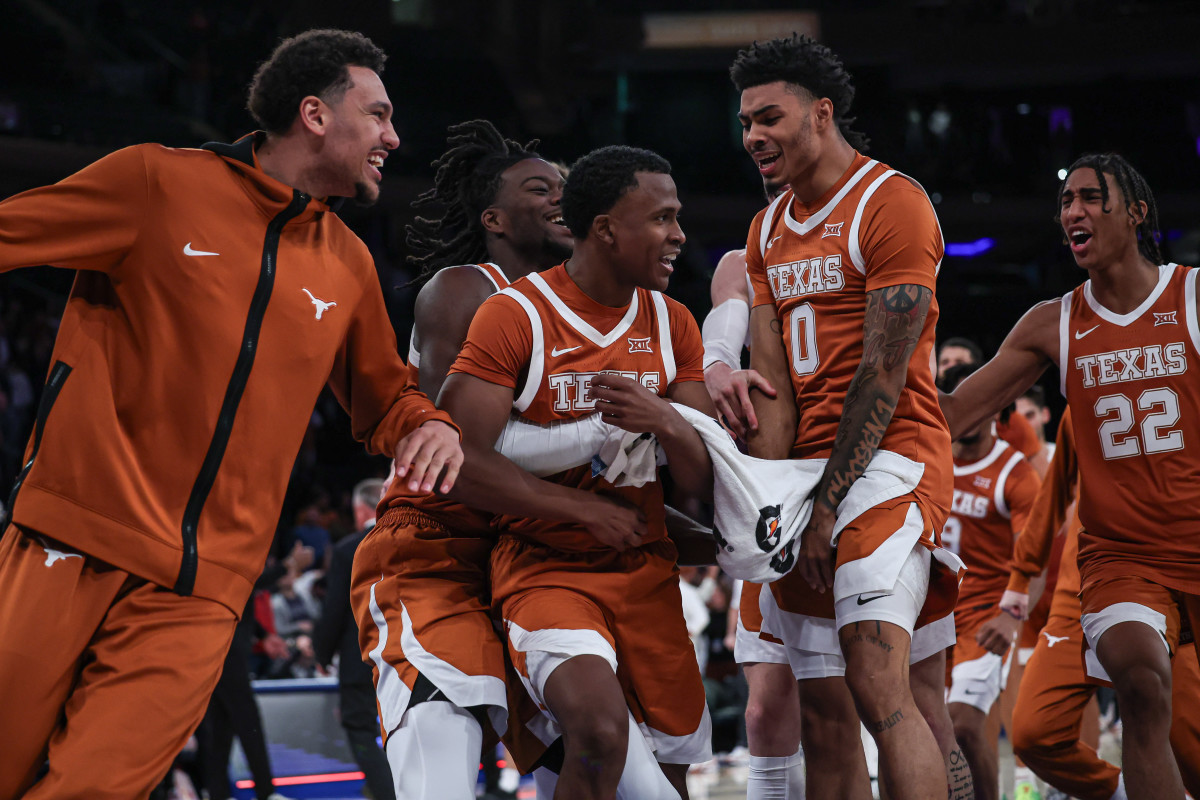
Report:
3,361,72,529
174,190,310,595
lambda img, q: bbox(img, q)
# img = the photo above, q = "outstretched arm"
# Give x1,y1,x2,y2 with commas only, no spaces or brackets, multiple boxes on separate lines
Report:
940,300,1060,439
799,284,932,591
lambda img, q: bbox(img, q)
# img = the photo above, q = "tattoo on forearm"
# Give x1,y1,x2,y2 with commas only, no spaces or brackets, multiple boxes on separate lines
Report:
818,284,931,510
871,709,904,735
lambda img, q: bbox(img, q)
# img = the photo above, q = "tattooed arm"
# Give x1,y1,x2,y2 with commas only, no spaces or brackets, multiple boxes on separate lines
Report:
797,283,932,592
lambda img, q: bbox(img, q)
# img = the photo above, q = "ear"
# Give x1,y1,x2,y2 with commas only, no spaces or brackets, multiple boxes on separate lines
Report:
481,207,505,236
1128,199,1148,227
297,96,326,137
592,213,616,245
811,97,835,132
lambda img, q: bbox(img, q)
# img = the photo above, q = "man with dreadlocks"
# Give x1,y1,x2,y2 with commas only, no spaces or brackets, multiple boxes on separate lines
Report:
943,152,1200,799
731,34,968,800
350,118,581,798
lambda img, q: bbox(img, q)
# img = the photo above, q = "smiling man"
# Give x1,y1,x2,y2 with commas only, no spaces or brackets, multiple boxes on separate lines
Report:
731,33,969,800
437,145,718,799
942,154,1200,799
0,29,461,800
350,119,575,799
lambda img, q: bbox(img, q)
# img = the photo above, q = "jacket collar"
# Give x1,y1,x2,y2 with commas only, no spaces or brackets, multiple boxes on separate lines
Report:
201,132,346,217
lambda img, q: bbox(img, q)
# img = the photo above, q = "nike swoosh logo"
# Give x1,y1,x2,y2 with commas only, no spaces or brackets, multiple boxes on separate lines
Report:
856,593,890,605
1074,325,1100,340
183,243,220,257
551,345,582,357
963,689,986,695
767,235,782,249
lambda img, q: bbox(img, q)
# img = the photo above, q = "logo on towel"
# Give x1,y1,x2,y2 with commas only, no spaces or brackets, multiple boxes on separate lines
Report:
770,539,796,574
627,337,653,354
1154,311,1178,326
755,505,783,552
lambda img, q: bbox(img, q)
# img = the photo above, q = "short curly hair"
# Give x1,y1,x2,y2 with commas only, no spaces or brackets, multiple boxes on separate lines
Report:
562,146,672,239
730,34,869,152
247,29,387,135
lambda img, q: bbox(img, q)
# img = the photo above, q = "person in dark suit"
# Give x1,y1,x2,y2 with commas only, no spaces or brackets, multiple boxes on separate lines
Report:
315,477,394,800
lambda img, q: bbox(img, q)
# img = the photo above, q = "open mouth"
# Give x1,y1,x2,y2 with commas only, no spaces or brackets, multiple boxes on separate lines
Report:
660,253,678,272
1068,229,1092,249
755,152,781,173
547,213,569,230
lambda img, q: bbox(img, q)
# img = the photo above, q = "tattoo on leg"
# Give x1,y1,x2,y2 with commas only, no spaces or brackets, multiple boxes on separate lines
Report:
947,747,974,800
871,709,904,735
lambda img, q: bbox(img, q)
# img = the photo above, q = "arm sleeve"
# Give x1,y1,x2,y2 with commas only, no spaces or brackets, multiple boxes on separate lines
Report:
859,179,943,293
1007,410,1077,593
668,298,706,384
0,145,150,276
449,293,533,388
328,261,458,456
702,299,749,371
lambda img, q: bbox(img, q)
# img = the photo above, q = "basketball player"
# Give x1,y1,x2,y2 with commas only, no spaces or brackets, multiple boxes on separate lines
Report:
349,120,574,798
732,34,969,800
939,363,1040,800
941,153,1200,799
440,145,716,799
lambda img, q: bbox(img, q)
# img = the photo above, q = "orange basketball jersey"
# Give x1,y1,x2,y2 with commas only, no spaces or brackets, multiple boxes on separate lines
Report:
945,439,1040,609
379,262,514,532
451,263,705,552
1060,263,1200,594
745,152,952,516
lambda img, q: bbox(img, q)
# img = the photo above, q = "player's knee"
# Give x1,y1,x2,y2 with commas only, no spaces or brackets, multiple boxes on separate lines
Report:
1113,663,1171,721
843,664,907,719
744,697,777,741
564,711,628,768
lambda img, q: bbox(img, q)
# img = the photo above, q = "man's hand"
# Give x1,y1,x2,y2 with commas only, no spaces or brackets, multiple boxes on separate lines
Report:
261,633,290,661
575,493,648,551
999,589,1029,621
704,363,776,439
976,611,1021,656
587,373,673,434
394,420,463,494
798,503,836,592
283,541,314,576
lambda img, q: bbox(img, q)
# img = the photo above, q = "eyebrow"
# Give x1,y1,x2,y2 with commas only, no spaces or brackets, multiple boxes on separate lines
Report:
737,103,782,122
365,100,393,115
521,176,558,187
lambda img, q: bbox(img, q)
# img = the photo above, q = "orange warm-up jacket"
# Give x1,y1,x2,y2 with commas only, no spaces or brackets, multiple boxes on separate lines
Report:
0,133,454,612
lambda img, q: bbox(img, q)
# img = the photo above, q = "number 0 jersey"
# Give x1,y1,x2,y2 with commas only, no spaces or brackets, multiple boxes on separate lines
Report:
1061,262,1200,593
745,152,952,512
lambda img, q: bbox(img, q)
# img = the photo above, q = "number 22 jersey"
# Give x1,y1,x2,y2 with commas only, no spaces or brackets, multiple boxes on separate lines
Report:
1060,262,1200,593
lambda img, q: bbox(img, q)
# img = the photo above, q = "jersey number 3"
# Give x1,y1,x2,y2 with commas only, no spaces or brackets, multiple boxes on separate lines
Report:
788,303,819,377
1094,387,1184,460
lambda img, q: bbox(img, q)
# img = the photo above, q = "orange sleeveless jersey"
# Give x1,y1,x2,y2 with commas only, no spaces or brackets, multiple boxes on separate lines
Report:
1060,263,1200,594
945,439,1040,609
450,263,705,552
379,262,513,533
1008,408,1082,616
745,152,952,516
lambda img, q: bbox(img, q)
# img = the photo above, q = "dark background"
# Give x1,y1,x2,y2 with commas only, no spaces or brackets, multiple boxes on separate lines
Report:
2,0,1199,505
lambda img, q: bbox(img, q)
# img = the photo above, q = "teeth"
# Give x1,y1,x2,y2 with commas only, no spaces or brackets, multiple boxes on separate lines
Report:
550,216,564,224
368,155,384,168
1071,231,1090,244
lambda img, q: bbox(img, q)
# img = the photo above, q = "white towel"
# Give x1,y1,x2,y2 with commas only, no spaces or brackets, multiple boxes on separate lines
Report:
670,405,925,584
496,413,663,487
